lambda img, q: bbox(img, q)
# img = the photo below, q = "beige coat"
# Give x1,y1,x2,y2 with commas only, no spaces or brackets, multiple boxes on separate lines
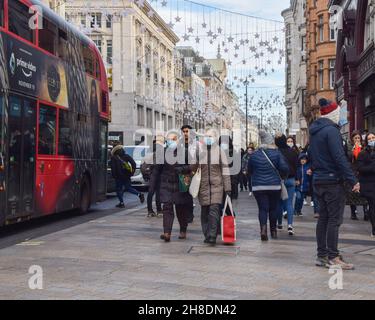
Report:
196,145,231,206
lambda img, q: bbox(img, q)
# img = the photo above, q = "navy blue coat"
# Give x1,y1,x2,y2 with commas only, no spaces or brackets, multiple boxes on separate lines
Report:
309,118,357,186
248,148,289,192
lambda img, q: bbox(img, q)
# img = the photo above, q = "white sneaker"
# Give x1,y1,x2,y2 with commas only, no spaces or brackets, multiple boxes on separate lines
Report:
310,201,314,207
303,200,307,206
283,212,287,219
249,192,252,197
371,233,375,238
288,225,294,236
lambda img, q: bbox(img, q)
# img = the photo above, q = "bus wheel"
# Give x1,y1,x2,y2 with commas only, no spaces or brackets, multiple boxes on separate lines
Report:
79,177,91,214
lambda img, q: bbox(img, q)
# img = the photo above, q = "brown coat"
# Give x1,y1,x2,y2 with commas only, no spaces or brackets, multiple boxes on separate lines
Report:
196,145,231,206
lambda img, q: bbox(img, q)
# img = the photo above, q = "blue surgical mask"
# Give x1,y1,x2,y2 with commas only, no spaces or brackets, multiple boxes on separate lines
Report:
204,137,215,146
368,141,375,148
166,140,177,149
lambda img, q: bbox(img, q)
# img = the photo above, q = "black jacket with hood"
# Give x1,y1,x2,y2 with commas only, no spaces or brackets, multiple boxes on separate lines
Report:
309,118,357,186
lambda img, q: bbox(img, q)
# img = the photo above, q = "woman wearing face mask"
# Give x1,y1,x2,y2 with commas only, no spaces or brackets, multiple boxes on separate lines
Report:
275,134,299,235
287,136,300,155
149,131,194,242
194,129,232,245
357,133,375,238
346,131,369,221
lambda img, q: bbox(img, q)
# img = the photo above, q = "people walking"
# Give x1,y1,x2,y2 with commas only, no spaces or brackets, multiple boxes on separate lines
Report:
294,153,312,217
356,132,375,238
110,145,145,208
239,148,248,192
142,137,164,217
275,134,299,235
242,145,255,196
248,131,289,241
180,125,197,223
309,100,360,270
347,131,368,221
220,136,239,200
195,129,231,245
149,131,194,242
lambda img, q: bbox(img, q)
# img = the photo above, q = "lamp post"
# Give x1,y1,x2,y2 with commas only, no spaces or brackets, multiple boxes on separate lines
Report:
244,78,249,148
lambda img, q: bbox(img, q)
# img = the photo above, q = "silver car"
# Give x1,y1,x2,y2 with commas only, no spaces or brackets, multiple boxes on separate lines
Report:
124,146,151,190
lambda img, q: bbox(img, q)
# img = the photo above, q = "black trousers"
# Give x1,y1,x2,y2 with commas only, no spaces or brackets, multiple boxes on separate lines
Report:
201,204,221,240
364,197,375,234
147,179,161,212
315,184,346,260
162,203,188,234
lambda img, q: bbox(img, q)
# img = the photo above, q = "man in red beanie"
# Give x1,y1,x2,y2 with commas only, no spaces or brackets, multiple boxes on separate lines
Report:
309,99,360,270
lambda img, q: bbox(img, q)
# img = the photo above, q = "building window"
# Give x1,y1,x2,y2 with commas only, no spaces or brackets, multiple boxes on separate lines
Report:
318,60,324,90
286,64,291,94
168,116,173,130
106,14,112,29
81,14,86,27
329,59,336,89
137,105,144,126
146,108,152,128
137,61,142,77
154,111,160,129
93,39,102,54
318,15,324,43
330,25,336,41
107,40,112,64
162,114,167,131
90,13,102,28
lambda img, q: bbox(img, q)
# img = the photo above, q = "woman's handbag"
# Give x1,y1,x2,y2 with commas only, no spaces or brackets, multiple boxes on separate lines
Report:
189,166,201,198
261,149,289,201
221,195,236,244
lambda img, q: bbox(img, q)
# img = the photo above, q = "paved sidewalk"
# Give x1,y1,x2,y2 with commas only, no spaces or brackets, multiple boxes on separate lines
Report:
0,191,374,300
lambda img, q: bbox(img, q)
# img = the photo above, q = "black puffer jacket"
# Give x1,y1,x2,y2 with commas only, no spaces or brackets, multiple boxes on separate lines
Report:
275,135,298,179
110,152,136,181
357,147,375,198
149,147,193,205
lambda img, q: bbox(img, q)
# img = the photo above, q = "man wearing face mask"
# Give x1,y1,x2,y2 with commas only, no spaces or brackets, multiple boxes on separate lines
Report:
309,99,360,270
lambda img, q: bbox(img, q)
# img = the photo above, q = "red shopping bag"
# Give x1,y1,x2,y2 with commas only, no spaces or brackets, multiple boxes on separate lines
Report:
221,196,236,244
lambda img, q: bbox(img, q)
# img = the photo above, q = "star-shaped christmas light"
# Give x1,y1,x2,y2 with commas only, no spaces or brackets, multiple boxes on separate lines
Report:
234,53,239,58
212,34,218,40
188,27,194,33
255,33,260,39
242,60,246,65
175,16,182,22
227,60,232,66
234,44,240,50
228,36,234,43
195,36,200,43
202,22,207,28
218,27,223,34
183,34,190,41
273,36,279,42
207,30,214,37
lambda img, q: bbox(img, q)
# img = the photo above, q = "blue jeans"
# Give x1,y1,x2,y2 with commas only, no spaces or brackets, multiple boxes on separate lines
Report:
116,179,139,203
295,189,306,214
277,178,296,226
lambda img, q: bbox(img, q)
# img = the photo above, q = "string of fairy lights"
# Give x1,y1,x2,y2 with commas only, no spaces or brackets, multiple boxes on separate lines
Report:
60,0,287,126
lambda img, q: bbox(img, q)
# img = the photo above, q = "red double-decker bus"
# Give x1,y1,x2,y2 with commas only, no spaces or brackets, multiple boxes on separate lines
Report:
0,0,110,226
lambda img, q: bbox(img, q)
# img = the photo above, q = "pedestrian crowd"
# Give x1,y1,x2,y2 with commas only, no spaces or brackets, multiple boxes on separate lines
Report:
109,98,375,271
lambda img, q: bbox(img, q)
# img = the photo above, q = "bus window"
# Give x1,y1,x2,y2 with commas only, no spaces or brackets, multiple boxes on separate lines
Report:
9,1,35,43
58,110,72,157
39,18,58,55
0,0,4,27
57,28,68,60
82,45,94,76
101,90,108,113
38,105,56,155
95,58,101,79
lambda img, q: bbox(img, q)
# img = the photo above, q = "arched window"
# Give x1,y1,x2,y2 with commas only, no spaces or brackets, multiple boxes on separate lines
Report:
364,4,374,49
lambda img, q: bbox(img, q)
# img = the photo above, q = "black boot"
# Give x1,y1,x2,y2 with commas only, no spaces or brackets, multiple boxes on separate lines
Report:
260,225,268,241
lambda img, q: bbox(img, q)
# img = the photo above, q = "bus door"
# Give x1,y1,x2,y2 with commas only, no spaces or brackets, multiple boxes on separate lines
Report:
7,95,36,218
